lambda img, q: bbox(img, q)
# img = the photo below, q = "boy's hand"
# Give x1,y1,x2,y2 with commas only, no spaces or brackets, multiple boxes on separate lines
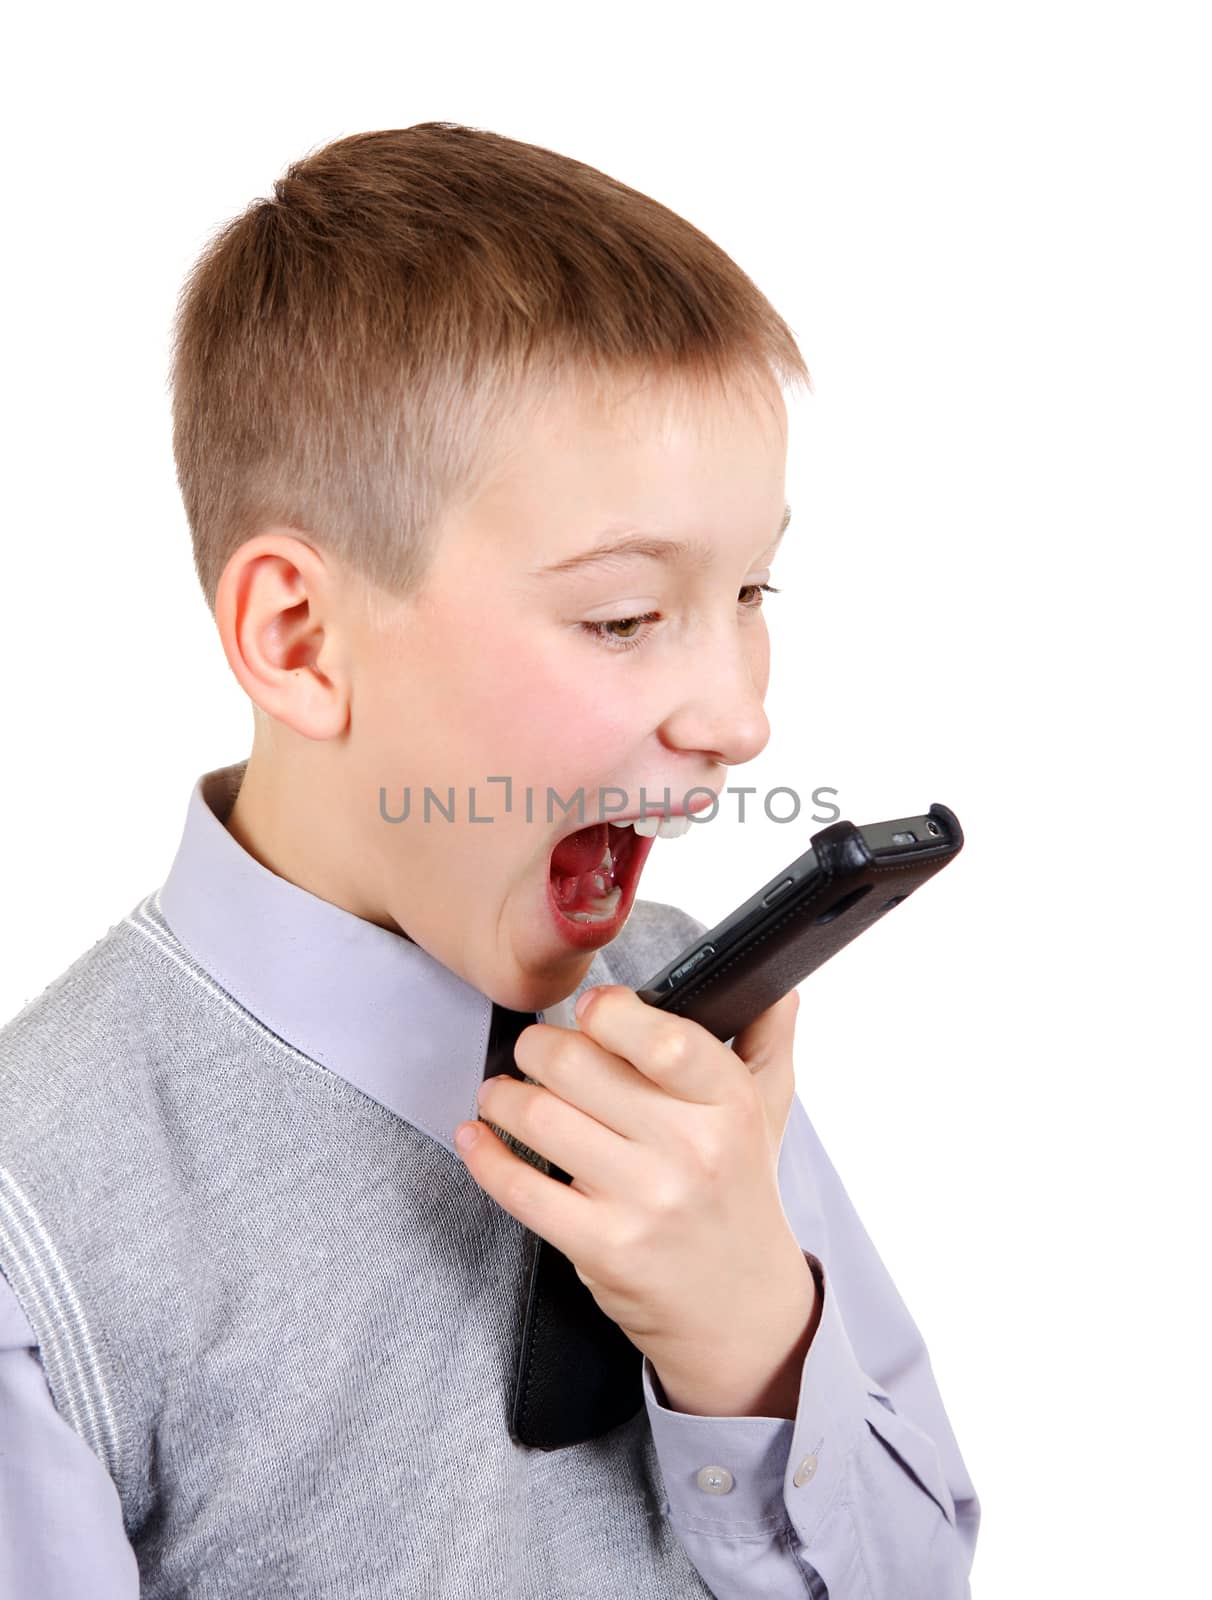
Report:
457,985,819,1417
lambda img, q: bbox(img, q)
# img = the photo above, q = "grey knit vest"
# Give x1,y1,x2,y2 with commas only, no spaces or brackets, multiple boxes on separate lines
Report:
0,890,718,1598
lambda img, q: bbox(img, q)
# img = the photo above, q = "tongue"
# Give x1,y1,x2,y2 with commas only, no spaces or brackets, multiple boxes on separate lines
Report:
550,822,608,878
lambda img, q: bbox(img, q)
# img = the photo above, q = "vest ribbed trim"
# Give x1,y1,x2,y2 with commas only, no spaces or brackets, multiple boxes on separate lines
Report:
0,1164,122,1482
124,889,331,1077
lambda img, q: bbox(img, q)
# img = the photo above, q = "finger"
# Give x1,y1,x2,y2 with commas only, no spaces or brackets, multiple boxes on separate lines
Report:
454,1110,600,1250
574,985,734,1107
475,1073,637,1197
730,988,800,1135
512,1021,674,1142
730,986,800,1074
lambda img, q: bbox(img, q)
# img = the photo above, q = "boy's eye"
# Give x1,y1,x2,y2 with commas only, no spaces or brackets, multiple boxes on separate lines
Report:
578,583,781,654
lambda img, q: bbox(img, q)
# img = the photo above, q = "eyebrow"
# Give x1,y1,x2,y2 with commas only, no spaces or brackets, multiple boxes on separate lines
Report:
531,502,792,579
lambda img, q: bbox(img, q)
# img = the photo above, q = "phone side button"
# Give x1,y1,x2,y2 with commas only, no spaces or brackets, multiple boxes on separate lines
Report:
669,946,715,985
762,877,795,906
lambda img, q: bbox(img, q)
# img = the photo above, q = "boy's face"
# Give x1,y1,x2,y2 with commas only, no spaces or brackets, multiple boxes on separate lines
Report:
337,370,788,1012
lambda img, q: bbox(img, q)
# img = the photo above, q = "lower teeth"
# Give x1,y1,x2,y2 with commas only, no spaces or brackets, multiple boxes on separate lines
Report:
568,885,622,924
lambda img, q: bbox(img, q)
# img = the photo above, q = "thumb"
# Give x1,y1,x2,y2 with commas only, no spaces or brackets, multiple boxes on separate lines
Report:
730,987,800,1140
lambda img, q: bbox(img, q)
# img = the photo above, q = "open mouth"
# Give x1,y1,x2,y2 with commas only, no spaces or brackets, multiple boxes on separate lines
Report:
547,820,656,930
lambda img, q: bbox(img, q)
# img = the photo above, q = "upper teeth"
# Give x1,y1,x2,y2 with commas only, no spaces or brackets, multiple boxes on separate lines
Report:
609,815,692,840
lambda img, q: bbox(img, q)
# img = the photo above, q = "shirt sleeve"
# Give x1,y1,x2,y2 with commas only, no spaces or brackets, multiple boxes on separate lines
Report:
0,1271,141,1600
642,1091,981,1599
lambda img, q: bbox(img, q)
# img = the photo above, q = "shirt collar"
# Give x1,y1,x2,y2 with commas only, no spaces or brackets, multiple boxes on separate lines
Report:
156,759,579,1157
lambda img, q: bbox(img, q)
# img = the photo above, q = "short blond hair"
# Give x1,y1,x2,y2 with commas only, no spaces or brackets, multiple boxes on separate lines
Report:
170,121,811,616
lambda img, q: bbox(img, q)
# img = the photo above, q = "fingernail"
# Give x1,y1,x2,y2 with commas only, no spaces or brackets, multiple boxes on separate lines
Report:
455,1123,480,1152
575,988,596,1020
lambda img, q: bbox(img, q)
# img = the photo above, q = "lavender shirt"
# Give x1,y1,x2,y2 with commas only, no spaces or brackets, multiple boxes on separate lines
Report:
0,761,980,1597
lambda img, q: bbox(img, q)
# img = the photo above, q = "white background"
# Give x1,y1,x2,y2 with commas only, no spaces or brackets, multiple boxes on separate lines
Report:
2,4,1207,1593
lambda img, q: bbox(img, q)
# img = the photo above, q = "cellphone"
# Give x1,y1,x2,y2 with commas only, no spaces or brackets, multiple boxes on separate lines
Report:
634,802,964,1042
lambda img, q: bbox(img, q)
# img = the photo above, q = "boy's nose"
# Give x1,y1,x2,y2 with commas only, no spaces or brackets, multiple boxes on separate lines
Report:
659,643,770,769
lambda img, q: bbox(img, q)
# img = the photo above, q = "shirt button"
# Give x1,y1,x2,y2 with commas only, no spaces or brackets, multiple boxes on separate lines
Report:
695,1464,734,1495
793,1453,819,1486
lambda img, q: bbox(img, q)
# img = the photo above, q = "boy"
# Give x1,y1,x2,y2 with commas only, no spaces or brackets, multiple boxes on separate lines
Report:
0,123,979,1597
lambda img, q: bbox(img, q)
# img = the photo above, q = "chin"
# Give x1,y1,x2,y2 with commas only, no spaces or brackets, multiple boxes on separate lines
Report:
494,954,595,1017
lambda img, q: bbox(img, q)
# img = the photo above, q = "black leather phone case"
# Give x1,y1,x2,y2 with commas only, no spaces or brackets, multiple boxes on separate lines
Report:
635,802,964,1043
484,1003,648,1450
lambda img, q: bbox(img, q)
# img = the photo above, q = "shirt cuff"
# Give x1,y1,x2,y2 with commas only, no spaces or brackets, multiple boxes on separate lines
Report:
642,1250,869,1542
